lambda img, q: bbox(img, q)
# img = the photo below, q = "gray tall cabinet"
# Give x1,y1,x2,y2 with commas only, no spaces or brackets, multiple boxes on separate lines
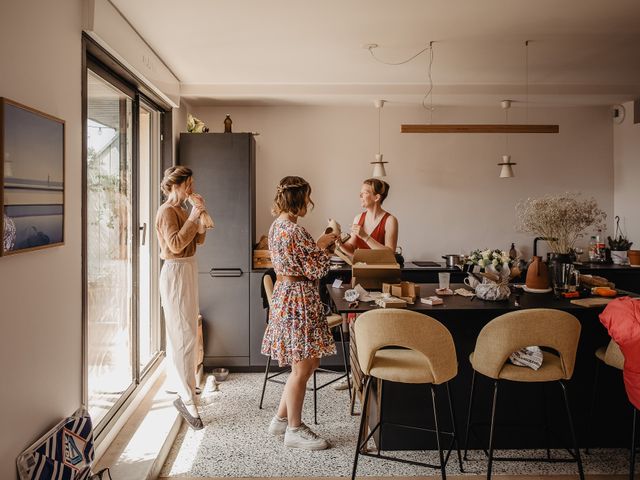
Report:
179,133,265,367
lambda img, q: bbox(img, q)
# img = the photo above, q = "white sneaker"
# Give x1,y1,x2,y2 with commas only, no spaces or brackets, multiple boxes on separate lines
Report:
284,423,330,450
268,415,288,435
333,375,351,391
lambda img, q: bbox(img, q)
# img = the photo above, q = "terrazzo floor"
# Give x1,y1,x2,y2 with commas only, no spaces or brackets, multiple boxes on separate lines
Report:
160,373,631,478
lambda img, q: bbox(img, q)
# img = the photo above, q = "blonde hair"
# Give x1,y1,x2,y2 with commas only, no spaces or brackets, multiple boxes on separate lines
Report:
161,166,193,196
363,178,390,204
272,176,313,216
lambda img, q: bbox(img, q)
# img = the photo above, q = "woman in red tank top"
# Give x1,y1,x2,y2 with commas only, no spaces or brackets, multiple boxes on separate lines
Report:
339,178,398,257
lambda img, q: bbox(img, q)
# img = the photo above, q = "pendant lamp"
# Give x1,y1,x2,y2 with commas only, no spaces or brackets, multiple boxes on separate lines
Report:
497,100,517,178
370,99,388,177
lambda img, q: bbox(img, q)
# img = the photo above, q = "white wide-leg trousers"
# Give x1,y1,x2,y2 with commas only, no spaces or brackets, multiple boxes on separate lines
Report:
159,256,199,405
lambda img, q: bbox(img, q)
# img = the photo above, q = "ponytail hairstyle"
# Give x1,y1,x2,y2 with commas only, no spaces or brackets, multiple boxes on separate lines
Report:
160,166,193,197
363,178,390,204
272,176,313,216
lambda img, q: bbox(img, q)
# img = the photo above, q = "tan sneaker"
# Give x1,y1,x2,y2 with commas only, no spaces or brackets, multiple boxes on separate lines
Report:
284,423,330,450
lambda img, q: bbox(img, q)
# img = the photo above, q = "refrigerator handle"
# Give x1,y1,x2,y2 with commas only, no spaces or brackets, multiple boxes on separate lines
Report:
210,268,243,278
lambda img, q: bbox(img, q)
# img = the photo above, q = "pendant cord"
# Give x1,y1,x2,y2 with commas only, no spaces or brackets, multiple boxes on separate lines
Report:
378,105,381,155
525,40,529,125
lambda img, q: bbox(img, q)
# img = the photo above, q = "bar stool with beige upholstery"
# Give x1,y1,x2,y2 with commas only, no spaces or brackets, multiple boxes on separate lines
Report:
585,339,637,479
351,309,464,480
259,274,351,424
586,339,624,454
463,308,584,480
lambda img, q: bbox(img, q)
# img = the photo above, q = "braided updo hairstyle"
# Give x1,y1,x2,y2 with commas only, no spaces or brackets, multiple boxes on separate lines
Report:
363,178,390,204
272,176,314,216
161,166,193,197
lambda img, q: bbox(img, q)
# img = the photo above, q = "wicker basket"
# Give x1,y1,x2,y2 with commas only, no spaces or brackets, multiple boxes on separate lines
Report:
253,249,272,269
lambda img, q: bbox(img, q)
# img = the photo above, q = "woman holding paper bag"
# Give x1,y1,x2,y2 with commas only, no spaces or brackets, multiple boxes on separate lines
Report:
261,176,337,450
339,178,398,256
156,165,212,430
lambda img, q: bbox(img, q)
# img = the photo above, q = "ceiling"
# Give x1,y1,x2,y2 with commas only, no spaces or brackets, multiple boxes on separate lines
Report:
111,0,640,107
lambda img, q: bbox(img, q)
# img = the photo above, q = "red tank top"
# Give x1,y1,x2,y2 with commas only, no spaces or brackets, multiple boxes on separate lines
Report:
354,212,390,249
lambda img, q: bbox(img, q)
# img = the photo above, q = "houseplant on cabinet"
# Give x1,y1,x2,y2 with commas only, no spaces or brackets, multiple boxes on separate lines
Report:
608,216,633,265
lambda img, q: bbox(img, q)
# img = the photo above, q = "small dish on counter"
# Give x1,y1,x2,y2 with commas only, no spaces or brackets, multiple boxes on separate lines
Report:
522,285,552,294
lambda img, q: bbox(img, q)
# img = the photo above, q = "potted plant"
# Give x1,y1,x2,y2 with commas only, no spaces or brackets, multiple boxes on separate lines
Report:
608,215,633,264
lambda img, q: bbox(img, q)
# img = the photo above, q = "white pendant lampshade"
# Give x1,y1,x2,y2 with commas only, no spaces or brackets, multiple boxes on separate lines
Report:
498,154,516,178
371,153,387,178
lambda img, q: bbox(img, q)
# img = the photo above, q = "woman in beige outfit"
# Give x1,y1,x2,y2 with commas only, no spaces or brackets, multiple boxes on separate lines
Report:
156,166,208,429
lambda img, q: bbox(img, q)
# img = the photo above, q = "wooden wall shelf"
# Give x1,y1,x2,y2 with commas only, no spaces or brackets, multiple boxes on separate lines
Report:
401,124,559,133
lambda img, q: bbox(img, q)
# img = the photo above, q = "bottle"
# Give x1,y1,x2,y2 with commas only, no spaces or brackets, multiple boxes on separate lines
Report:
588,236,598,262
596,229,606,262
224,114,232,133
509,242,517,260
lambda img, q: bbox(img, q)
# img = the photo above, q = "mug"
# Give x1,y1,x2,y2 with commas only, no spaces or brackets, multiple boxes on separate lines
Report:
464,274,481,289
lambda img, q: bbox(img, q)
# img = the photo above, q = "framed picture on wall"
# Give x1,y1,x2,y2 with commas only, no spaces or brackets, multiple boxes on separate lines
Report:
1,98,65,255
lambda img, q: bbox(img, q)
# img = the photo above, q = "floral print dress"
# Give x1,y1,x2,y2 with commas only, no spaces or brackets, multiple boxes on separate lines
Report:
261,218,336,366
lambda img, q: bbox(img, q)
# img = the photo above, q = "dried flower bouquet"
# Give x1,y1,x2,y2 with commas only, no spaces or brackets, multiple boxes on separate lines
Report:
516,192,606,254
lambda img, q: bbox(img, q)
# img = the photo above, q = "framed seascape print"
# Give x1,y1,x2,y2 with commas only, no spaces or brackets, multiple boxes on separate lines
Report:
1,98,65,255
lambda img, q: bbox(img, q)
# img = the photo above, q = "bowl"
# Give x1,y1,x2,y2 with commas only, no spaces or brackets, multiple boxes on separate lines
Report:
211,367,229,382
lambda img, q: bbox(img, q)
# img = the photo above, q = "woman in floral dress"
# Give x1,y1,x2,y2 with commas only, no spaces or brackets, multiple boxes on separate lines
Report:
261,176,338,450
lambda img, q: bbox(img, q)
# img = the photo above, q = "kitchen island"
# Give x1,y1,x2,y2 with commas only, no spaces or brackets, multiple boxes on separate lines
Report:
328,283,636,450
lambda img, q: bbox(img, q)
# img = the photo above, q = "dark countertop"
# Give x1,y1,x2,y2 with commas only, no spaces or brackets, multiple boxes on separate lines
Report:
329,261,460,273
574,261,640,271
327,282,636,314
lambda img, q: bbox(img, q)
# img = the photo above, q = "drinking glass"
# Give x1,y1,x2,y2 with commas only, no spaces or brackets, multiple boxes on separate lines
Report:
438,272,450,290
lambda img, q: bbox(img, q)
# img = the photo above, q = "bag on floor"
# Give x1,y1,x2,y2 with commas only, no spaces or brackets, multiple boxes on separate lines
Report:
16,407,112,480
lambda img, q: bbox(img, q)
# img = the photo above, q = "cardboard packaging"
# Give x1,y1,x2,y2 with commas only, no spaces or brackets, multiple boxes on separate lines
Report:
351,249,401,289
375,297,407,308
383,281,421,301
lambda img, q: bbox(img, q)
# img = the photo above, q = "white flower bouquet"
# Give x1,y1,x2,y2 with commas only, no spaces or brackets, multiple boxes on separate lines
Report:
465,249,516,301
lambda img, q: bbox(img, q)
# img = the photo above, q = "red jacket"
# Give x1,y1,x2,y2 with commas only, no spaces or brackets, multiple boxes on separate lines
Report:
599,296,640,410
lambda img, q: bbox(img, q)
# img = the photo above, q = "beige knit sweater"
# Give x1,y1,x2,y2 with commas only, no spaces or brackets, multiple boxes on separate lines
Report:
155,203,205,259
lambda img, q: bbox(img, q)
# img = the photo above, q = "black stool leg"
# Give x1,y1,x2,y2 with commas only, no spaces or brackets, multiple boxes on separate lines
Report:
464,370,477,460
313,369,318,425
377,380,384,456
352,376,372,480
585,358,602,455
631,407,638,480
559,380,585,480
540,383,552,460
487,380,499,480
446,381,464,473
339,325,351,392
431,384,447,480
259,358,271,409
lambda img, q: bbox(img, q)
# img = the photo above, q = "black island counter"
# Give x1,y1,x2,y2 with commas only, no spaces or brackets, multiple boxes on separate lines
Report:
327,283,636,451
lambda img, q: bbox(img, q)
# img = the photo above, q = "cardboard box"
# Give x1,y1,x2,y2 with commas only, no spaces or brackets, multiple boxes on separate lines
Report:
382,281,421,300
351,249,400,289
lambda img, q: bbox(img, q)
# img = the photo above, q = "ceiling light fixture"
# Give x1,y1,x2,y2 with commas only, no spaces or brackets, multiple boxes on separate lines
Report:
371,99,388,178
367,40,559,134
497,100,516,178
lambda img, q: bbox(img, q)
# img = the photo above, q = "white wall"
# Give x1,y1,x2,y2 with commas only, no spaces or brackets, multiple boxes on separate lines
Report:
191,104,614,260
613,101,640,246
0,0,83,477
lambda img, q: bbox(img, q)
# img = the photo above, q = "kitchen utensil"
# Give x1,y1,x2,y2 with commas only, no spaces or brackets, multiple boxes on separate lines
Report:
211,367,229,382
525,256,550,290
442,254,461,267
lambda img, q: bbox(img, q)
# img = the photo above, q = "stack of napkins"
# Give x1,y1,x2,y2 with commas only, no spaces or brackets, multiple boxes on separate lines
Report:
420,296,444,305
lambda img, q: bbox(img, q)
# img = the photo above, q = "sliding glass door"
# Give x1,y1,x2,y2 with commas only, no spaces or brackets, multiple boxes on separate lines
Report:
85,63,164,430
